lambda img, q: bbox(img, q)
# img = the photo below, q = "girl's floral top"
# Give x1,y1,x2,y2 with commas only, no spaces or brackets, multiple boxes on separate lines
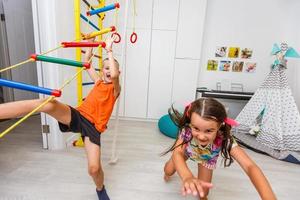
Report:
180,127,236,169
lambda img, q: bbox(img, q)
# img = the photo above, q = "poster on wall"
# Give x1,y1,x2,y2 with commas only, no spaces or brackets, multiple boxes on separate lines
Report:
241,48,253,59
210,45,256,73
215,47,227,57
207,60,218,71
245,62,256,73
219,60,231,72
232,61,244,72
228,47,240,58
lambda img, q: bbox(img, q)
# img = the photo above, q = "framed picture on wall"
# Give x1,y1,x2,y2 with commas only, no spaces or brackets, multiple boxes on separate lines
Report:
215,46,227,57
245,62,256,73
241,48,253,59
232,61,244,72
207,60,218,71
228,47,240,58
219,60,231,72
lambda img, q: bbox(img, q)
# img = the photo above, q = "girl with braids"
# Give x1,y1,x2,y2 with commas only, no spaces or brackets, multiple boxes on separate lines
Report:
163,98,276,200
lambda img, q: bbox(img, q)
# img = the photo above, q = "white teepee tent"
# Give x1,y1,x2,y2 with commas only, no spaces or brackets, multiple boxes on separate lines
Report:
233,43,300,163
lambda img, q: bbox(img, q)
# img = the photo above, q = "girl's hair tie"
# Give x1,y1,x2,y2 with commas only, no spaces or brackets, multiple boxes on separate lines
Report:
184,102,192,117
224,118,239,127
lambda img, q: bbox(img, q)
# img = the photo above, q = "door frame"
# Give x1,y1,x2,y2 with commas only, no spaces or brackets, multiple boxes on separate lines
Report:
0,0,14,103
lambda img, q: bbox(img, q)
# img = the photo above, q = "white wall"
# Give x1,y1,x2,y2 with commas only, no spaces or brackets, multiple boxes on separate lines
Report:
32,0,65,149
199,0,300,98
109,0,207,120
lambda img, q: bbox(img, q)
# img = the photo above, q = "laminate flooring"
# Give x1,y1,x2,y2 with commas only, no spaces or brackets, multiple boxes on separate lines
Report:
0,116,299,200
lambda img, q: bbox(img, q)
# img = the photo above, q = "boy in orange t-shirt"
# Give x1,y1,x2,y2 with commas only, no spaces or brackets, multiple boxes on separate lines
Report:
0,35,120,200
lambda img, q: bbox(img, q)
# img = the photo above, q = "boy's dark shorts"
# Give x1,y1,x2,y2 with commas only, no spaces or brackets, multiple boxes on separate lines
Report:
58,106,101,146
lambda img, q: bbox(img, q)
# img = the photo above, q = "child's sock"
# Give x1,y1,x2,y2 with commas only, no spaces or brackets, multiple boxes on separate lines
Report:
96,186,110,200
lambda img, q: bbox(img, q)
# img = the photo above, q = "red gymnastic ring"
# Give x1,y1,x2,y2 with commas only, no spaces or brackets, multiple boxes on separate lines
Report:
112,32,121,43
130,32,137,43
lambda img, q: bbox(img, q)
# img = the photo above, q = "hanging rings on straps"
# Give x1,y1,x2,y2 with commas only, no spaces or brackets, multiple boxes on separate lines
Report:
130,32,137,44
111,32,121,43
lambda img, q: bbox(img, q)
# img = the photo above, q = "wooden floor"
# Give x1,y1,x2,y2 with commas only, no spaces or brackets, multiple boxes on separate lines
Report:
0,116,299,200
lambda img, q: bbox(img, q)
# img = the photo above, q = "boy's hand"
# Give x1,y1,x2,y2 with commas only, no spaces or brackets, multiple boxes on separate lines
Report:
105,35,117,52
181,177,213,198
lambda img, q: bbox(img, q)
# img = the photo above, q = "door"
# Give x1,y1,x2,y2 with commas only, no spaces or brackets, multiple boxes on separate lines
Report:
0,0,13,103
2,0,38,101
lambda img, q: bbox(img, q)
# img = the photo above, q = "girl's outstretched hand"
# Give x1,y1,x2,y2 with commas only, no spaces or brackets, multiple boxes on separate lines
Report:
181,177,213,198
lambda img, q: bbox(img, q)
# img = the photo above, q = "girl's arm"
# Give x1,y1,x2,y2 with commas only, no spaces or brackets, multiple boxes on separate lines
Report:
230,146,276,200
172,139,193,180
198,163,213,199
172,138,213,198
